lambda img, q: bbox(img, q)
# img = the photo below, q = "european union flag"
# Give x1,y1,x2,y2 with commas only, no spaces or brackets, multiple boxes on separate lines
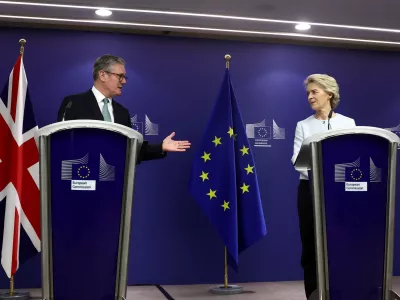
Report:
189,69,267,269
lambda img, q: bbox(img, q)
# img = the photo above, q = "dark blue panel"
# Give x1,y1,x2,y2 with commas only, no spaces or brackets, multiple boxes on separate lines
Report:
50,128,127,300
0,26,399,288
322,134,389,300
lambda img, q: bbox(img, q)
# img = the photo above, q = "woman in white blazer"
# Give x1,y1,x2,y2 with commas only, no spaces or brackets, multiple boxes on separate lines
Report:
291,74,356,299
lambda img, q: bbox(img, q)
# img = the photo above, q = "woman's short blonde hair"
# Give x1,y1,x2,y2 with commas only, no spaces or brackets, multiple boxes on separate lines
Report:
304,74,340,110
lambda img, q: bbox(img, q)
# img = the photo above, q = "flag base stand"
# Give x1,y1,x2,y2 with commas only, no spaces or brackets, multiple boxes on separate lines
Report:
208,247,243,295
209,285,243,295
0,292,30,300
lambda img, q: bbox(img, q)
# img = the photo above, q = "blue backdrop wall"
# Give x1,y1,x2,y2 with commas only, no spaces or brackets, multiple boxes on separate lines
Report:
0,26,399,288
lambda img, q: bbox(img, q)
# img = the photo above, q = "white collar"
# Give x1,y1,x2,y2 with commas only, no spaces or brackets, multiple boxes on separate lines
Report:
92,86,112,104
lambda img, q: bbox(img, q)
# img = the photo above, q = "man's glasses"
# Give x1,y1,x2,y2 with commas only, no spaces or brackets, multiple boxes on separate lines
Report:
104,71,128,82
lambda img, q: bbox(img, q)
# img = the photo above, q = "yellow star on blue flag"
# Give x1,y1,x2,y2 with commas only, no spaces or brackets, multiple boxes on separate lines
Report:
189,68,266,270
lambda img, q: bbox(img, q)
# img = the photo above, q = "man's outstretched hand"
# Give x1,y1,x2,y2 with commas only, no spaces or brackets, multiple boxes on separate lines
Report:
162,132,191,152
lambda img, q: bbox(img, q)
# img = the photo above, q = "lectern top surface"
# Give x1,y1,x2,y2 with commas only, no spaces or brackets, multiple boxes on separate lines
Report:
294,126,399,171
301,126,399,146
38,120,143,143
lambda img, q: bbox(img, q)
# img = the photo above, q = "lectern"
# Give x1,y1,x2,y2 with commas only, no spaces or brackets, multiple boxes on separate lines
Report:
295,126,400,300
38,120,143,300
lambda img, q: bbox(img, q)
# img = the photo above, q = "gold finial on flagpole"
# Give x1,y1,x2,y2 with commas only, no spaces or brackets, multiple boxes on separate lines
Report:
19,39,26,55
225,54,231,69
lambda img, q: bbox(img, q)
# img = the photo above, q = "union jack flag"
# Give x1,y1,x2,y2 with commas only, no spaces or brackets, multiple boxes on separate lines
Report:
0,54,40,277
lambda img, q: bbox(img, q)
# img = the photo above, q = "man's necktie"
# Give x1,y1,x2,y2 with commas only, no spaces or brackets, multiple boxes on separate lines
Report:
102,98,112,122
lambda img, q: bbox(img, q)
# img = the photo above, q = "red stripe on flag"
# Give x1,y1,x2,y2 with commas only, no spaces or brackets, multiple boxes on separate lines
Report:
11,209,20,276
10,55,22,122
0,116,41,239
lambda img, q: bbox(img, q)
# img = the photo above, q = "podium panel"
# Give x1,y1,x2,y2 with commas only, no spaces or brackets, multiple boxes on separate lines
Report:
295,127,399,300
39,121,143,300
321,134,389,300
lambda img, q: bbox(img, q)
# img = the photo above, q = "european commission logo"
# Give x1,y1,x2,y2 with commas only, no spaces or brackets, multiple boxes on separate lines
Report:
131,114,159,136
334,157,381,192
245,119,285,147
384,124,400,149
61,153,115,191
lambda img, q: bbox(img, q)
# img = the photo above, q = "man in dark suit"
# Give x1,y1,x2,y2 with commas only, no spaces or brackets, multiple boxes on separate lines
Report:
57,54,190,162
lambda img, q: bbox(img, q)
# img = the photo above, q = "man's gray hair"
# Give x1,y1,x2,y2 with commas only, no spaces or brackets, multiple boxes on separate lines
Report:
93,54,126,80
304,74,340,110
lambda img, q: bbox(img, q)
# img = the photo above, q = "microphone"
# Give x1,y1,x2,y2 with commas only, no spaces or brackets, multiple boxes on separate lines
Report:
62,101,72,121
328,110,333,130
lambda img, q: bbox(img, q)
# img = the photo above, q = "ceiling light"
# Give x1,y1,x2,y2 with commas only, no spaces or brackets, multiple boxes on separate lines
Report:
95,9,112,17
295,23,311,30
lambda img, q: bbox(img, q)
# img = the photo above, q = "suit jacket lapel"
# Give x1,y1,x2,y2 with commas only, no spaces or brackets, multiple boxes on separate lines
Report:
112,101,124,125
87,90,104,121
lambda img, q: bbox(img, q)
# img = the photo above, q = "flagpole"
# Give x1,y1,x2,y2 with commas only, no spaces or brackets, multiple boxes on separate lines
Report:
9,39,26,298
224,54,231,290
10,276,14,295
0,38,30,300
209,54,243,296
9,38,24,297
224,247,228,288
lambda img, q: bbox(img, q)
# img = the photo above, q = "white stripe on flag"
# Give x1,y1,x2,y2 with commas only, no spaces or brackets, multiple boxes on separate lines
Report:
14,60,28,145
1,184,20,278
28,162,39,189
0,93,36,147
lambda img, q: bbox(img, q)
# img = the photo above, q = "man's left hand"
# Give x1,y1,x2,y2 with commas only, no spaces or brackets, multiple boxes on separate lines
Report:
162,132,191,152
